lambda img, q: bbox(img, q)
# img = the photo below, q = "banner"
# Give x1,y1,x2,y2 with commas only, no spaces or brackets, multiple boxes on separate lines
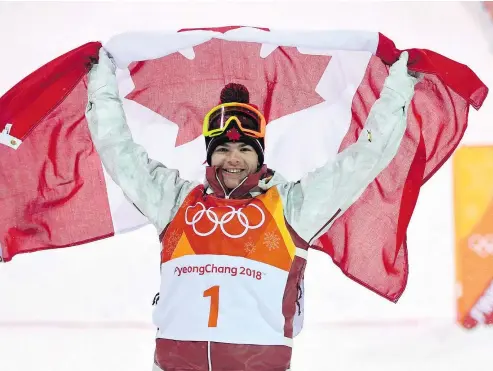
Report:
454,146,493,328
0,28,488,302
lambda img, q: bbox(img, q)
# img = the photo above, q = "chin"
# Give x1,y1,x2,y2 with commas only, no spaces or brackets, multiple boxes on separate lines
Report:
224,181,241,189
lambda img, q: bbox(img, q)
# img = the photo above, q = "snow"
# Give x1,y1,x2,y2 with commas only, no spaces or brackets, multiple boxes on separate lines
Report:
1,323,492,371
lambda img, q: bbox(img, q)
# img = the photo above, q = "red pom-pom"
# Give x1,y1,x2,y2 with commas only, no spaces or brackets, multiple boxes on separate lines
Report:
220,83,250,104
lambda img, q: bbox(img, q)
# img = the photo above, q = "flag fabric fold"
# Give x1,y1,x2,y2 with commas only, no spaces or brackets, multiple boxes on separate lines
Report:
0,27,488,302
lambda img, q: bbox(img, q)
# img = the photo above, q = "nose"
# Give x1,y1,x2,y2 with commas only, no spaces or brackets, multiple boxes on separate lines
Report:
226,149,241,165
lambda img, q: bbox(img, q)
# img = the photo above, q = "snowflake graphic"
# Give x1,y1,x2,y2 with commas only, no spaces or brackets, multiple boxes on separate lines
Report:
164,229,181,254
263,232,281,251
244,241,256,255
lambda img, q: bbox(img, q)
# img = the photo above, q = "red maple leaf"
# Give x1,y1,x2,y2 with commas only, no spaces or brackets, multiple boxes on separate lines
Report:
126,33,331,146
225,127,242,141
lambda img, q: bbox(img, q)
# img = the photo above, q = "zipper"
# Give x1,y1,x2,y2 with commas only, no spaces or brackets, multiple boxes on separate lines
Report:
208,171,248,371
308,208,342,245
295,260,307,316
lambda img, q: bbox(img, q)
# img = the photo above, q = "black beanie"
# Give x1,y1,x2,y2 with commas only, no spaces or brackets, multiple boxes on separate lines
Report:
205,83,265,166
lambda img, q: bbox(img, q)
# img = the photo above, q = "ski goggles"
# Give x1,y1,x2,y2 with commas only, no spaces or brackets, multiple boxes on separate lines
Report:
203,103,266,139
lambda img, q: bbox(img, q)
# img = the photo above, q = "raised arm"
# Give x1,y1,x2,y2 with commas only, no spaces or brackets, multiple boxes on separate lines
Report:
85,48,198,233
281,52,418,243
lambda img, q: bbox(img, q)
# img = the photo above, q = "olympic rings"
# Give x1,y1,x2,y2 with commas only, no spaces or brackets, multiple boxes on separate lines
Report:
185,202,265,238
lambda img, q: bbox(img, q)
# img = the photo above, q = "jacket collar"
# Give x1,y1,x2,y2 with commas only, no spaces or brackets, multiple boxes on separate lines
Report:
205,165,272,199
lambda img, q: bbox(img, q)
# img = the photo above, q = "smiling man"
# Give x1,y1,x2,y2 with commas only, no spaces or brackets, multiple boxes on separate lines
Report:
85,48,417,371
210,141,259,189
203,83,269,198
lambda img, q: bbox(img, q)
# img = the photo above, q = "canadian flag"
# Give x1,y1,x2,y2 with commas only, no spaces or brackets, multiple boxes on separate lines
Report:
0,27,487,302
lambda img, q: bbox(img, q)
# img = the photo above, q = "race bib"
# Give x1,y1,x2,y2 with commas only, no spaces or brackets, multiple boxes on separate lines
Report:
154,254,290,346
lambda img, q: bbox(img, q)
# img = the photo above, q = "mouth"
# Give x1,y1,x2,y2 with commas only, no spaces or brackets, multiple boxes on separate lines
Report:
222,168,245,175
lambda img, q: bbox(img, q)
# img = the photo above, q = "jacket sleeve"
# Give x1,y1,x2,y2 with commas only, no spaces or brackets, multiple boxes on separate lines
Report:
281,52,418,244
85,47,198,234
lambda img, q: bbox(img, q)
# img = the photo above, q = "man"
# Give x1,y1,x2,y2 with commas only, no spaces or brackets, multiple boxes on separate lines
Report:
86,47,417,371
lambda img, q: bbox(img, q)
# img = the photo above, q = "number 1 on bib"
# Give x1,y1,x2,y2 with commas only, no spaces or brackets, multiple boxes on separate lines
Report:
203,285,220,327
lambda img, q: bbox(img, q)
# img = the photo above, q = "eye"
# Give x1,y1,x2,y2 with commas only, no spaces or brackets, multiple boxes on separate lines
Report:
215,147,228,153
241,147,253,152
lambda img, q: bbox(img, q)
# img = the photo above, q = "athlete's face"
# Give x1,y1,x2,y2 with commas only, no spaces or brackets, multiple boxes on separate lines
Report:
211,142,259,189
